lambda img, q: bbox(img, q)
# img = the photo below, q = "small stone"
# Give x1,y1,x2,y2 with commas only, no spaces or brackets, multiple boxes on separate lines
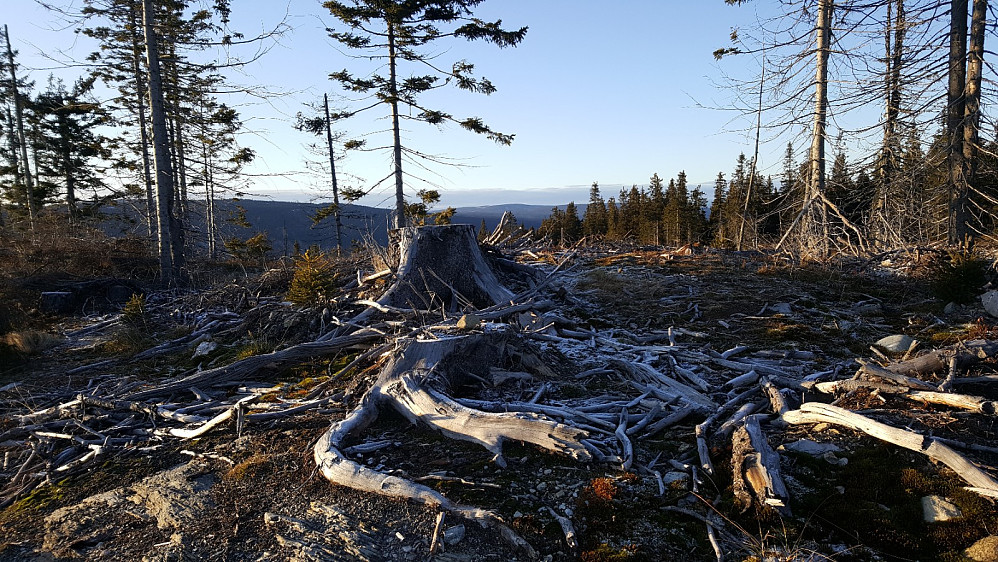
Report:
536,482,547,491
922,495,963,523
853,302,882,315
564,507,573,517
822,451,847,466
443,524,465,546
513,511,523,519
769,302,793,315
192,341,217,358
812,423,830,433
874,334,915,353
782,439,842,457
662,472,689,487
965,535,998,562
456,314,481,331
944,302,961,315
983,291,998,319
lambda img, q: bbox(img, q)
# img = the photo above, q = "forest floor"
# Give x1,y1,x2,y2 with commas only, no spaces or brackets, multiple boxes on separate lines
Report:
2,242,998,562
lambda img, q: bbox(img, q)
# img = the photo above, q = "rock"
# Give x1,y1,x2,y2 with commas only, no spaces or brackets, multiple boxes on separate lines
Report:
443,524,466,546
853,302,882,316
662,472,690,488
769,302,793,315
944,302,961,315
192,341,218,358
44,463,216,558
966,535,998,562
781,439,842,457
921,495,962,522
873,335,915,353
983,291,998,319
107,285,136,304
456,314,481,331
39,291,75,314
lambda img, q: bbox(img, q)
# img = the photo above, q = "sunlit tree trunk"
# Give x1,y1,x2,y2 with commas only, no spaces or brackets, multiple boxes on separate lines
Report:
4,25,36,232
947,0,968,246
960,0,986,247
803,0,832,257
388,21,406,228
142,0,183,284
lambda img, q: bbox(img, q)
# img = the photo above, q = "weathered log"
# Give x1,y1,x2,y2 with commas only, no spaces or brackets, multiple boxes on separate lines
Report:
783,402,998,497
125,329,382,400
731,416,790,514
887,339,998,377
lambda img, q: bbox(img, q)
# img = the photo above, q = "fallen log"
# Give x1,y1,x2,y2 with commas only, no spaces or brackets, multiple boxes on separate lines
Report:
783,402,998,497
731,416,790,514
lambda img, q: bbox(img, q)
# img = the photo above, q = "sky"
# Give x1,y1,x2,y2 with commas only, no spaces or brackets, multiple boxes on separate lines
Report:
4,0,783,208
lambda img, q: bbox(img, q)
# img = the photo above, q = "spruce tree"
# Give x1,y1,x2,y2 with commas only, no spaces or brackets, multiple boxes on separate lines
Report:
581,181,607,237
323,0,526,228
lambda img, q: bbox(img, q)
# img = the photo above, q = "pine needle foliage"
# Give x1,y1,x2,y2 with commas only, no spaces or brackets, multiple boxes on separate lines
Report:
287,249,338,306
930,249,988,304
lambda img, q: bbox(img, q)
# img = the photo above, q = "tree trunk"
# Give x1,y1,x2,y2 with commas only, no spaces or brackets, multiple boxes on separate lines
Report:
142,0,179,285
802,0,832,257
4,24,36,232
961,0,986,247
737,56,765,252
57,110,76,222
129,5,156,246
388,21,406,229
324,93,343,251
947,0,969,246
877,0,905,246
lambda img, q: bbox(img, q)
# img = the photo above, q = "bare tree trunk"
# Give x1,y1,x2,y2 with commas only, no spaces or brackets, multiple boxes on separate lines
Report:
142,0,178,285
802,0,832,257
947,0,969,246
57,110,76,222
324,93,343,251
961,0,986,247
388,21,406,229
876,0,905,247
129,5,156,246
4,25,36,233
737,55,765,252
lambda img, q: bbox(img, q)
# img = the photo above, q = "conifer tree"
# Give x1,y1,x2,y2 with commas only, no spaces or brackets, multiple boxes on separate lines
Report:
323,0,526,228
581,182,607,237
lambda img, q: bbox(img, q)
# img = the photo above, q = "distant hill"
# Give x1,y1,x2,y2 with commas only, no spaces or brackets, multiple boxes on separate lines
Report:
99,198,585,254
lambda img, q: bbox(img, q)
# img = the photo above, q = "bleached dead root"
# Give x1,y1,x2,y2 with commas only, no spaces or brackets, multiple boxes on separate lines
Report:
313,334,592,557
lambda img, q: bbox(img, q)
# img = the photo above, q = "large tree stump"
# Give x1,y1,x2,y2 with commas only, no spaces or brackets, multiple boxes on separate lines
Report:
314,225,590,556
383,224,514,311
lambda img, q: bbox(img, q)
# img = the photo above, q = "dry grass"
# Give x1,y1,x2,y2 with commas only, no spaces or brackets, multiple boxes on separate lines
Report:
2,331,64,354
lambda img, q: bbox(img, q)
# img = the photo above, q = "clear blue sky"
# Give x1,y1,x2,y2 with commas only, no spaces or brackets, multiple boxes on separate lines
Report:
5,0,780,208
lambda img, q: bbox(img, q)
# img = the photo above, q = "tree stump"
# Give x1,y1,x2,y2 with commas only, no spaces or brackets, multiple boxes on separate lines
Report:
382,224,514,311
